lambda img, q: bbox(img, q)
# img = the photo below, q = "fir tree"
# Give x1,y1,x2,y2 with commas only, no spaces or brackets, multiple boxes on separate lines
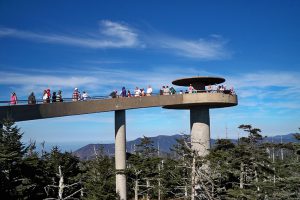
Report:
81,146,116,200
127,136,161,200
0,119,26,199
43,146,82,199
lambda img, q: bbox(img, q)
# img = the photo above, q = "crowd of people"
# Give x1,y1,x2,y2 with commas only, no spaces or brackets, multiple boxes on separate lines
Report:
109,85,154,98
8,87,90,105
7,83,235,105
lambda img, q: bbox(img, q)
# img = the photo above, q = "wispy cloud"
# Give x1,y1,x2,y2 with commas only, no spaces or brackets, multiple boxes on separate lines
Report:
0,66,211,99
226,71,300,109
0,20,140,48
0,20,230,59
229,71,300,94
0,72,97,88
2,67,299,140
2,66,299,113
153,34,230,59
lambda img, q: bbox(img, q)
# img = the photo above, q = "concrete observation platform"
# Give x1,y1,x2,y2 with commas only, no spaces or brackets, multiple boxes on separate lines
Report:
0,76,237,200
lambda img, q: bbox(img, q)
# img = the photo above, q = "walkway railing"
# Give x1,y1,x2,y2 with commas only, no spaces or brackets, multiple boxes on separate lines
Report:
0,89,235,106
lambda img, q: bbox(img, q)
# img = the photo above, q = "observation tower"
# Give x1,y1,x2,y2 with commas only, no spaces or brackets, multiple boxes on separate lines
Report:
164,76,237,156
164,76,237,199
0,76,237,200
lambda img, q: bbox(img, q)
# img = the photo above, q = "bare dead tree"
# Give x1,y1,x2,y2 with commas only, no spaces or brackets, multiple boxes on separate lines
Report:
44,165,82,200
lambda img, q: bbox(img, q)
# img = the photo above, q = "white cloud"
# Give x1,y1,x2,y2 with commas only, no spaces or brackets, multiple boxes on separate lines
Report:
235,72,299,93
229,72,300,88
155,35,229,59
2,66,299,113
0,20,140,48
0,20,230,60
226,71,300,109
2,67,299,142
0,66,212,100
0,72,97,88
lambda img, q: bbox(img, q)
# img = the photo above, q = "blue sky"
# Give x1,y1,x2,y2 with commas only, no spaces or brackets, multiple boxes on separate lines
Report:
0,0,299,150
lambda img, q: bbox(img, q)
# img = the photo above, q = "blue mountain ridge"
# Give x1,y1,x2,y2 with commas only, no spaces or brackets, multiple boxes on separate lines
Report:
73,133,299,160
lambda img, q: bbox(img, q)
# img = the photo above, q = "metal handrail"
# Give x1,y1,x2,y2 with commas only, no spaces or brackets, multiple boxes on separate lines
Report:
0,89,236,106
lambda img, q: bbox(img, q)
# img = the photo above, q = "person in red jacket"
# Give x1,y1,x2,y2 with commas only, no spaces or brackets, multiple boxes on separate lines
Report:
10,92,18,105
46,89,51,103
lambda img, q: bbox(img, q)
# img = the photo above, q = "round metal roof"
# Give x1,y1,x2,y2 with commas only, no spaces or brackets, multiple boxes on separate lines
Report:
172,76,225,86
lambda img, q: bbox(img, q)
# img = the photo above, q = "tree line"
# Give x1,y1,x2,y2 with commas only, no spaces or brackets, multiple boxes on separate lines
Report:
1,119,299,199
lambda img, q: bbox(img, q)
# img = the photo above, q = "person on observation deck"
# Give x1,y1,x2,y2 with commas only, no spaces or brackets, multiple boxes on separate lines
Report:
46,89,51,103
28,92,36,105
230,87,235,95
43,90,48,103
164,86,170,95
72,88,79,101
188,84,194,94
121,87,127,97
52,92,57,103
10,92,18,105
140,88,145,96
56,90,63,102
207,85,212,93
160,86,165,95
170,86,176,95
82,91,89,101
127,90,132,97
146,85,153,96
220,85,225,93
134,87,140,97
109,90,117,98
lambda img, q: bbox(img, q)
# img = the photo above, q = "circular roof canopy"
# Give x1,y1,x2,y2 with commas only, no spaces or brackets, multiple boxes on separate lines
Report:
172,76,225,86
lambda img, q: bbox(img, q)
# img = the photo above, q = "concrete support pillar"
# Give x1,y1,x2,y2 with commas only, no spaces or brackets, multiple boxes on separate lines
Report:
190,106,210,200
115,110,127,200
190,106,210,156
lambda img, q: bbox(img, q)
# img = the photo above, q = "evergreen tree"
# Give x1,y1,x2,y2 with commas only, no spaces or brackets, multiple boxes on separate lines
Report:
266,128,300,199
167,135,193,199
0,119,26,199
42,146,82,199
81,146,116,200
127,136,161,200
21,141,49,199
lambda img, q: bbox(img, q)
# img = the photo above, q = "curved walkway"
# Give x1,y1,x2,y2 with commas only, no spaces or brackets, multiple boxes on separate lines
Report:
0,93,237,122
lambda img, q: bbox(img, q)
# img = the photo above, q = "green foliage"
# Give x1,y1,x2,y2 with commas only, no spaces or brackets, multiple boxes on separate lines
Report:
1,120,300,200
42,146,82,199
160,157,190,199
0,119,27,199
127,136,161,199
0,119,84,199
81,147,116,200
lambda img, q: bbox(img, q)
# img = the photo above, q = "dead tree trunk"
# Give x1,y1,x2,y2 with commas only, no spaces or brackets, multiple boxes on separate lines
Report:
44,165,82,200
146,179,150,200
134,179,138,200
58,165,64,199
240,162,244,189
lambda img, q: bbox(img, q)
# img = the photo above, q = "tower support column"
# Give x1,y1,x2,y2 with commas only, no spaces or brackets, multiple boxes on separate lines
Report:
190,106,210,156
190,106,210,200
115,110,127,200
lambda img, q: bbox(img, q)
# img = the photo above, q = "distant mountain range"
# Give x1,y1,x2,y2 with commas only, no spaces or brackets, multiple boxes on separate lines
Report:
73,133,299,160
